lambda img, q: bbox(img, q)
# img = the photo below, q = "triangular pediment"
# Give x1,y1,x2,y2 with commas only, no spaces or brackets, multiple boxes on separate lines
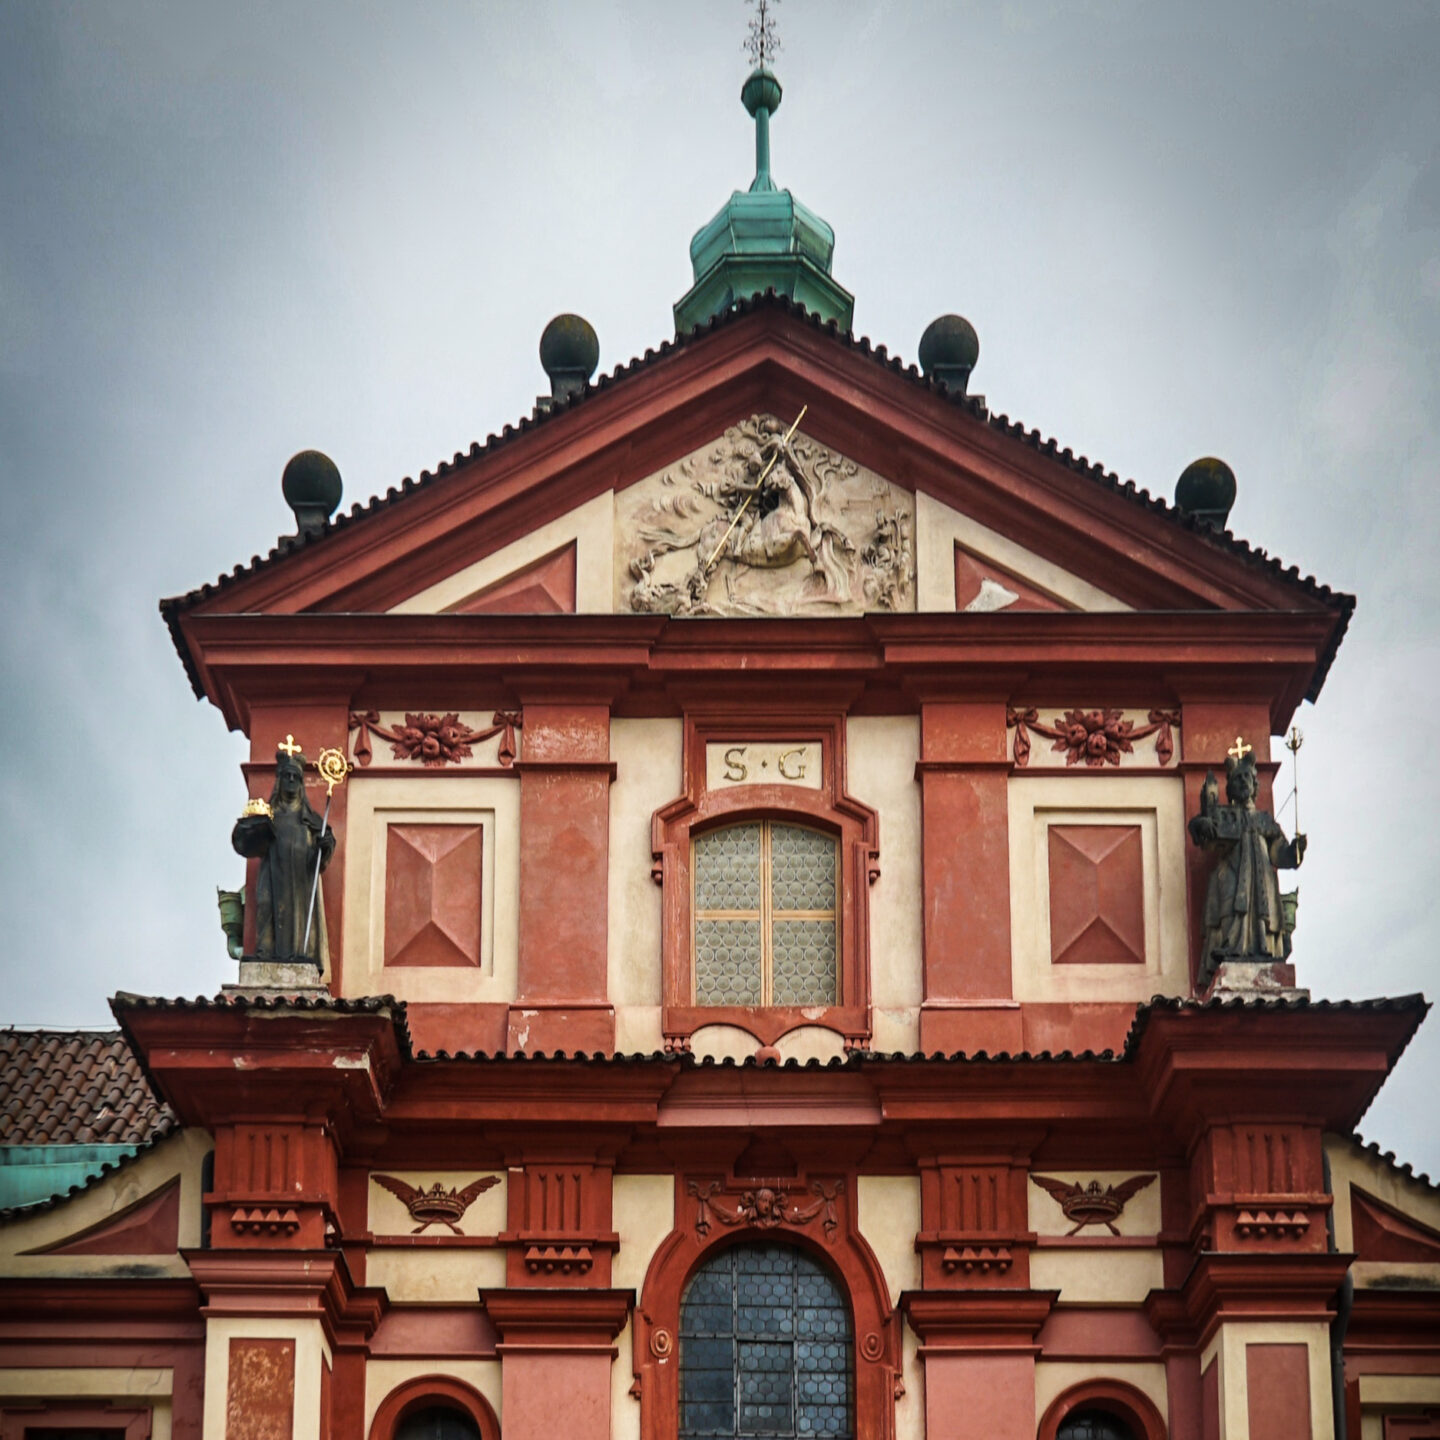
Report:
166,300,1346,665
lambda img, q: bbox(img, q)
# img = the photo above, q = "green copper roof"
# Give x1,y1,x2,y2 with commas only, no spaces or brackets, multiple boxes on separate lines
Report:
675,67,854,335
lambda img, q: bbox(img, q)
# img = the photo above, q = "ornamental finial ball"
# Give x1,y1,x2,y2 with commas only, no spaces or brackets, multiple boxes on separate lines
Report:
1175,456,1238,526
538,313,600,401
741,67,783,118
281,450,343,538
918,314,980,394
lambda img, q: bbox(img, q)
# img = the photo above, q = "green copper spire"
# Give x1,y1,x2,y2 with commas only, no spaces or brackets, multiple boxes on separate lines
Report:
674,65,854,334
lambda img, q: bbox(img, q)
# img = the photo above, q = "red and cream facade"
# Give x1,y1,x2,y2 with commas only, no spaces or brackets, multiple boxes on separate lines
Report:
3,297,1438,1440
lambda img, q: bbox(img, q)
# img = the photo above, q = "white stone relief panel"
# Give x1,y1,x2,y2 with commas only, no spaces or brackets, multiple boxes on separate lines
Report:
615,415,915,616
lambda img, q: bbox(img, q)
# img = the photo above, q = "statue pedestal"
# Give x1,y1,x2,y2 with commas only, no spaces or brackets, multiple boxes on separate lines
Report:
1203,959,1309,1001
223,959,329,996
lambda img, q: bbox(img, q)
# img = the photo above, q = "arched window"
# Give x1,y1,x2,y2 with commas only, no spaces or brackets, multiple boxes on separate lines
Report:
1057,1413,1138,1440
394,1410,481,1440
679,1242,854,1440
693,822,838,1007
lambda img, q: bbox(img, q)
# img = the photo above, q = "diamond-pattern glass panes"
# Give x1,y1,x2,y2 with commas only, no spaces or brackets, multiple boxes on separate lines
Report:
680,1243,854,1439
1057,1413,1137,1440
692,821,838,1008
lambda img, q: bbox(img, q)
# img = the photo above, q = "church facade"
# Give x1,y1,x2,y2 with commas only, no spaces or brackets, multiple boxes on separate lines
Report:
3,60,1439,1440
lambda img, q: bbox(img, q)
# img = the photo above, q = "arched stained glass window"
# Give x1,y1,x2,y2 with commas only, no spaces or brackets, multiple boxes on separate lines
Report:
395,1409,481,1440
679,1242,854,1439
1057,1412,1137,1440
692,821,838,1007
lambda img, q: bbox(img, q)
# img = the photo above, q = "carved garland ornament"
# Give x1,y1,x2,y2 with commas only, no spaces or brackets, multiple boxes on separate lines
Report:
1006,707,1180,768
348,710,521,768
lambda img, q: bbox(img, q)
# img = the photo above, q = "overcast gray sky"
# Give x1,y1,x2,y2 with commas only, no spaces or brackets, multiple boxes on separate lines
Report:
2,1,1437,1172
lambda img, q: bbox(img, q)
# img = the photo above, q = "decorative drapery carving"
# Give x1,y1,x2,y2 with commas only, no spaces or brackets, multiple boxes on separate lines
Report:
687,1178,843,1242
348,709,521,767
1006,706,1180,767
618,414,914,616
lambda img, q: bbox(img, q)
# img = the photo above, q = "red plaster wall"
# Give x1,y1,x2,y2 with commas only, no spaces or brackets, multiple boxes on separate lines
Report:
516,705,610,1008
924,1354,1034,1439
499,1352,612,1440
226,1338,295,1440
1246,1343,1312,1440
1202,1359,1221,1440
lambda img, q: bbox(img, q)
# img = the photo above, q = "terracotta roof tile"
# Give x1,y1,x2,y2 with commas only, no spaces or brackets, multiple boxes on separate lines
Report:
159,292,1353,702
0,1029,175,1146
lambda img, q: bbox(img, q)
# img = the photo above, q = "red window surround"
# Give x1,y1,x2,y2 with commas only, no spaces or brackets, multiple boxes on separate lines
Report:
0,1406,152,1440
1037,1379,1168,1440
651,713,879,1051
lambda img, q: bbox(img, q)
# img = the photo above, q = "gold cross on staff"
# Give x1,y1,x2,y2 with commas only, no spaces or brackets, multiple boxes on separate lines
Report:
278,734,303,756
1227,735,1252,760
704,404,809,570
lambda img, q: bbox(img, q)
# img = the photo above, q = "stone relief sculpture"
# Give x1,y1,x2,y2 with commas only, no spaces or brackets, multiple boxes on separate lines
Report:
1189,743,1304,981
618,414,914,616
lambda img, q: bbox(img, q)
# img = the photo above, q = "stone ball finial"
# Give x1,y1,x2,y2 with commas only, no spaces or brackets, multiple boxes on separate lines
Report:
741,67,783,118
539,313,600,402
281,449,343,539
1175,456,1237,527
918,314,980,394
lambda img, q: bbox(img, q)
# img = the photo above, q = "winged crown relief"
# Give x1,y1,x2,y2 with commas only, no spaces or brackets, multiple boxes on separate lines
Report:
617,414,915,617
1029,1173,1157,1236
372,1173,500,1234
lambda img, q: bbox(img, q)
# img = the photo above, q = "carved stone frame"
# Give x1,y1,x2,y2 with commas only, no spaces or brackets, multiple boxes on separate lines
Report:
632,1170,901,1440
651,713,879,1051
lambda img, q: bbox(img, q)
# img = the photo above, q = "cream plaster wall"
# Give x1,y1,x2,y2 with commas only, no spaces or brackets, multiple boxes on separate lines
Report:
609,719,684,1036
1008,774,1190,1003
1034,1361,1168,1428
0,1128,210,1278
1027,1171,1162,1237
341,775,519,1003
847,717,922,1051
390,492,615,614
367,1171,507,1238
1028,1247,1164,1304
895,1318,923,1440
857,1176,922,1305
364,1360,502,1436
366,1248,505,1302
0,1368,172,1398
1325,1133,1440,1261
614,1174,676,1292
913,490,1129,612
202,1317,330,1440
1199,1321,1333,1440
687,1023,762,1063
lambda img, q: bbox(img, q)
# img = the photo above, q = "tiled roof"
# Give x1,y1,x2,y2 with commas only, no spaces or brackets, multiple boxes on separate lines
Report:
159,292,1353,701
1348,1133,1440,1193
110,991,414,1060
0,1028,175,1146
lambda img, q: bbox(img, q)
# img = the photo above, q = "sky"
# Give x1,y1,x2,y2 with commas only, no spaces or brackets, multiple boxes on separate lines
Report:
2,1,1437,1172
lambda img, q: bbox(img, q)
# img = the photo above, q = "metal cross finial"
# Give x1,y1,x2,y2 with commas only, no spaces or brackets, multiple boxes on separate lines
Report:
278,734,302,756
745,0,781,68
1227,735,1253,761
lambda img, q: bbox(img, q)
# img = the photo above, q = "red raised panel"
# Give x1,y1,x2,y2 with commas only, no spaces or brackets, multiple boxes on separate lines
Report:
955,543,1065,612
1048,824,1145,965
226,1338,294,1440
445,541,577,615
1246,1342,1312,1440
385,823,483,968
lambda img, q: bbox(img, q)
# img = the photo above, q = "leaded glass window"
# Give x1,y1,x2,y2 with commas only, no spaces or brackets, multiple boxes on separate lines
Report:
693,822,838,1007
679,1243,854,1439
1057,1413,1137,1440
